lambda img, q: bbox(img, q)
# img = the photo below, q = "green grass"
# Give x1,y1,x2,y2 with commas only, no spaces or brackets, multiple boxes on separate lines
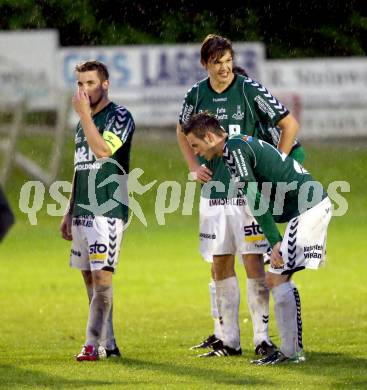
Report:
0,133,366,389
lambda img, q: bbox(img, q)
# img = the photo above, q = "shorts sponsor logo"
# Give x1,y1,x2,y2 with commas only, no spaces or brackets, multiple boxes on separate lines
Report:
89,241,107,254
199,232,216,240
304,244,323,259
208,198,247,206
255,242,268,248
73,218,93,227
71,249,81,257
90,253,107,261
91,260,105,264
244,222,265,242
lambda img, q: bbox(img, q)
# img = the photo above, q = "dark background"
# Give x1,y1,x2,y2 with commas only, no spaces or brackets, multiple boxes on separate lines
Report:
0,0,366,57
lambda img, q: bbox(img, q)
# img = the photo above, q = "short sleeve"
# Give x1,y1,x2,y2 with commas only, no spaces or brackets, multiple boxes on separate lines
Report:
105,106,135,144
243,77,289,125
178,84,198,125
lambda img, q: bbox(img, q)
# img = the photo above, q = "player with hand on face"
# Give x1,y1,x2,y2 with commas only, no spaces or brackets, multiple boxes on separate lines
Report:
183,112,332,364
60,60,135,361
177,34,304,357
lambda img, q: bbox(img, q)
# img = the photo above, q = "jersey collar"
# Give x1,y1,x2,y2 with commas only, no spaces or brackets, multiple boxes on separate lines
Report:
207,74,237,95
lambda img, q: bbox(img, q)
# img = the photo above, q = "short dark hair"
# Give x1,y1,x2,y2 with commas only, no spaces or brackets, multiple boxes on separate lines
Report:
200,34,234,64
183,112,225,139
75,60,109,81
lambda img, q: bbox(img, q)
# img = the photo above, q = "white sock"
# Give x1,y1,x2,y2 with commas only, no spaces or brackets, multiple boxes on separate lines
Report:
271,281,303,357
215,276,240,350
246,277,270,346
209,281,222,339
86,284,113,348
86,284,116,349
99,304,117,350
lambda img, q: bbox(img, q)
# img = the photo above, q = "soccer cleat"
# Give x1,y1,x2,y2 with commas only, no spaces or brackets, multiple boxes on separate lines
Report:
98,345,122,359
198,341,242,357
255,340,277,356
251,350,306,365
76,345,98,361
190,334,220,350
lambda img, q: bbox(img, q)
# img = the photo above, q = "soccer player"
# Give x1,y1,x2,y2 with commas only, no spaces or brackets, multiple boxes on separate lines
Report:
176,34,304,357
60,61,135,361
0,186,15,242
183,112,332,364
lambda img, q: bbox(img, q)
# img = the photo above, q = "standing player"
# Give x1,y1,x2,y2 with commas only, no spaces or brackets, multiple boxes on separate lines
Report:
60,61,135,361
176,34,304,357
183,112,332,364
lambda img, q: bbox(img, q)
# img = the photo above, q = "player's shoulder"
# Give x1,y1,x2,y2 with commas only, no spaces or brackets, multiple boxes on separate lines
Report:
227,134,258,151
110,102,130,114
110,102,135,121
228,134,255,149
185,77,208,95
229,134,255,143
238,75,263,90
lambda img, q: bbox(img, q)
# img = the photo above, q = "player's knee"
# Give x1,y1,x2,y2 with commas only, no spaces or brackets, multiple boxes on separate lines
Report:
265,272,277,289
265,272,287,289
243,253,265,278
92,269,113,287
213,263,235,280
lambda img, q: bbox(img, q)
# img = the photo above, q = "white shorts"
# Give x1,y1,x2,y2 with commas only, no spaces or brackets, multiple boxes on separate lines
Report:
70,215,124,272
269,197,332,275
199,197,270,262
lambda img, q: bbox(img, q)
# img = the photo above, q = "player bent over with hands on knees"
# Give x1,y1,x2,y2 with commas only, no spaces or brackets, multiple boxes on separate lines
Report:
177,34,304,357
183,112,332,365
60,61,135,361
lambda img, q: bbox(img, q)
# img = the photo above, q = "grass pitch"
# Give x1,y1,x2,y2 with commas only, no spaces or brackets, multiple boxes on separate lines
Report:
0,133,366,389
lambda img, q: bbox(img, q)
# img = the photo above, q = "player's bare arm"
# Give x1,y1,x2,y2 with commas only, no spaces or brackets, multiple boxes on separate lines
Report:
176,123,212,183
72,87,112,159
277,113,300,155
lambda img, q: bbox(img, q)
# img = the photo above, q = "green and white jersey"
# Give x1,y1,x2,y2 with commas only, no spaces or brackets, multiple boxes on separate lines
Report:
223,135,326,246
179,74,301,199
73,102,135,221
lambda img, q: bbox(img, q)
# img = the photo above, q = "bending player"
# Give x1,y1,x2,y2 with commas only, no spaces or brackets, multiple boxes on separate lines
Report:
183,112,332,364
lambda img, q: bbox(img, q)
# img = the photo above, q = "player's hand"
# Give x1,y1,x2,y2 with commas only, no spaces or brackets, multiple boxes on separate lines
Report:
270,242,284,269
60,213,72,241
72,87,91,117
190,165,212,183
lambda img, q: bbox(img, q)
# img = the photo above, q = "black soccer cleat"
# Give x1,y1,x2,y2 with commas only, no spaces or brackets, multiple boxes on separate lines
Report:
255,340,277,356
106,346,121,358
251,350,306,365
98,345,122,358
190,334,220,350
198,340,242,357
